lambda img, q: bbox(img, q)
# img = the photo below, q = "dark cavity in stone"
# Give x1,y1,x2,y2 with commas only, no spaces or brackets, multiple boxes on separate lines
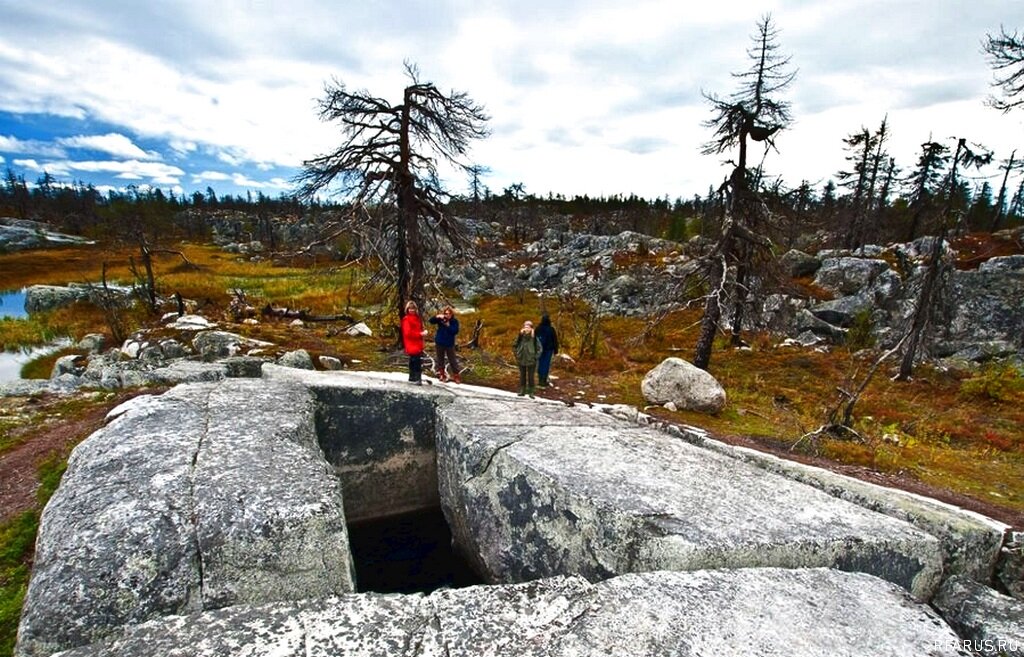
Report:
346,507,483,594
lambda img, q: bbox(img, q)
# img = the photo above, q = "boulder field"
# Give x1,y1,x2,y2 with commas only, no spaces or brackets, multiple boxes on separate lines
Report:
14,366,1019,656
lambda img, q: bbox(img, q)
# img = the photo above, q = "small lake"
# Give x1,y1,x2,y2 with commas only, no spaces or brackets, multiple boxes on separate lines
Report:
0,288,28,319
0,343,67,384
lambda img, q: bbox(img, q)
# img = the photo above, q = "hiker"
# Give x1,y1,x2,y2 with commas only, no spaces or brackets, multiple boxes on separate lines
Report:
513,319,541,397
429,305,461,382
401,300,428,385
535,312,559,387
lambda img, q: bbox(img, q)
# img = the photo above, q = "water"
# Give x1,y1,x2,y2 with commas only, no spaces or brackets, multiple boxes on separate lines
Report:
346,507,482,593
0,289,28,319
0,345,53,383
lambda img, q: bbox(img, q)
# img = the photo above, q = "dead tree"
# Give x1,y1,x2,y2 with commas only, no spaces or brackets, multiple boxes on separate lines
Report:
984,26,1024,113
695,14,795,370
295,62,489,320
896,137,991,381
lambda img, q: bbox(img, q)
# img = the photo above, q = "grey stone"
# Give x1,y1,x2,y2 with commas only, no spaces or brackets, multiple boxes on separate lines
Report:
932,576,1024,657
318,355,343,370
437,396,943,599
343,322,373,337
813,257,893,296
76,333,106,353
780,248,821,277
191,330,271,360
24,285,88,313
222,356,267,378
51,569,969,657
640,357,726,413
978,254,1024,273
16,380,356,657
50,354,85,379
278,349,314,370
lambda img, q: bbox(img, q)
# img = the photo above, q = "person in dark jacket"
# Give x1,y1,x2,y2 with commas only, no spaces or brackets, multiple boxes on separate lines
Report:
513,320,541,397
535,313,559,387
429,305,461,383
401,300,428,385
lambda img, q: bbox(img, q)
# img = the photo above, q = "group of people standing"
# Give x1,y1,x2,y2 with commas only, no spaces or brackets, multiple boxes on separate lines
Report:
400,301,559,396
400,300,462,385
512,313,558,397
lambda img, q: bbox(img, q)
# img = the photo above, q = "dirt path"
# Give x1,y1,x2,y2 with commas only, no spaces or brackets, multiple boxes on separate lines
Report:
0,391,153,524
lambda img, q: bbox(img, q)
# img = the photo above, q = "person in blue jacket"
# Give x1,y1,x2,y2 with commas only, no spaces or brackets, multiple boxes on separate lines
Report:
535,312,559,387
429,305,461,382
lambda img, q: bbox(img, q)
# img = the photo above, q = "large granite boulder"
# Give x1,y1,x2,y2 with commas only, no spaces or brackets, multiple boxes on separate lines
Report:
436,396,943,599
51,569,969,657
640,357,726,413
16,379,355,657
813,256,894,296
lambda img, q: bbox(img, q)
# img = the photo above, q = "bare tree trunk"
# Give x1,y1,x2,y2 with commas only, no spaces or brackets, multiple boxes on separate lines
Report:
896,235,945,380
991,150,1016,232
694,252,727,370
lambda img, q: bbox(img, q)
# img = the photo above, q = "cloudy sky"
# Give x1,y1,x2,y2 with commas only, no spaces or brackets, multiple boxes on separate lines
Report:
0,0,1021,202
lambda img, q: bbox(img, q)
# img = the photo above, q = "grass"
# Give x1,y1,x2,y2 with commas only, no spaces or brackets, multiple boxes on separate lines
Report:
0,511,35,657
0,455,70,657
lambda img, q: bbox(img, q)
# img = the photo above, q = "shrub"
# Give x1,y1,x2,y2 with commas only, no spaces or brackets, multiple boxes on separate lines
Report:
845,308,876,351
959,363,1024,403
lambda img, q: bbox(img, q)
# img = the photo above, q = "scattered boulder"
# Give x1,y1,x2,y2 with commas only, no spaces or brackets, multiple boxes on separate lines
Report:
50,354,86,379
780,249,821,278
76,334,106,353
278,349,314,370
813,257,894,296
344,322,373,337
318,355,343,370
640,357,726,413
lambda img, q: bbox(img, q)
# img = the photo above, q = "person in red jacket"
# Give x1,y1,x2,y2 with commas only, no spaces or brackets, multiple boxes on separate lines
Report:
401,300,428,384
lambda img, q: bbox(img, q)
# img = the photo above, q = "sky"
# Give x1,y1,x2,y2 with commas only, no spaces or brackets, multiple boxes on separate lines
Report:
0,0,1022,203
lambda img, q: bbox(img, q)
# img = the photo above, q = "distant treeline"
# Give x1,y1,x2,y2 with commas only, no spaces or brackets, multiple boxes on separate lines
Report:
2,164,1021,251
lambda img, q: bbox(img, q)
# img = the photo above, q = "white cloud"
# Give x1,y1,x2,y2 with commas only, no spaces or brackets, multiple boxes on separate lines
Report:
0,1,1022,199
0,136,66,158
58,133,160,160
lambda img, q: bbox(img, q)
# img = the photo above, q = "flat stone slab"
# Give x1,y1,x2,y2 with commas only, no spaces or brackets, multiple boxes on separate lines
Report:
437,397,944,599
17,380,355,657
673,425,1009,582
51,569,969,657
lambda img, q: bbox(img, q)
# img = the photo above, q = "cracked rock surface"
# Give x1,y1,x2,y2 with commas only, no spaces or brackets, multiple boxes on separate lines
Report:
53,569,970,657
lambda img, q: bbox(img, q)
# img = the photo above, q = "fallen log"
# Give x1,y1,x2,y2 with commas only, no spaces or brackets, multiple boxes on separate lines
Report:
261,304,355,323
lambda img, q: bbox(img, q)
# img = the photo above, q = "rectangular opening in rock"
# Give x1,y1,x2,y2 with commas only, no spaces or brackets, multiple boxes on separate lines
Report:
345,507,483,593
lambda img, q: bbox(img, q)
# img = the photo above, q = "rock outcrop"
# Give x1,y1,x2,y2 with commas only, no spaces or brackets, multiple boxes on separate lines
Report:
15,369,1015,656
0,217,95,253
51,569,970,657
16,379,355,657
